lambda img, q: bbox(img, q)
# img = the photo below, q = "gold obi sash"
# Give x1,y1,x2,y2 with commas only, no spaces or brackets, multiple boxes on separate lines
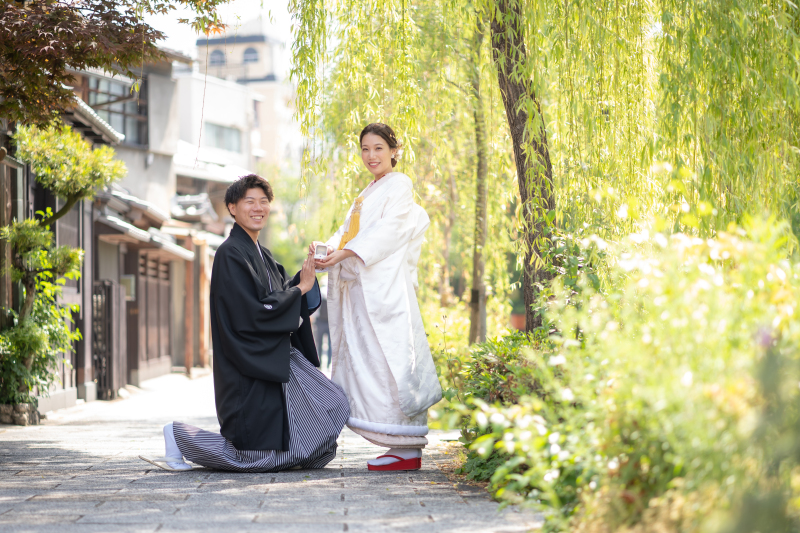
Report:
337,196,364,250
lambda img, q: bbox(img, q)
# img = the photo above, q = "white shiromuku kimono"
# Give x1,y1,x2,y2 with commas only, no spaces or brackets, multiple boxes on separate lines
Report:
325,172,442,448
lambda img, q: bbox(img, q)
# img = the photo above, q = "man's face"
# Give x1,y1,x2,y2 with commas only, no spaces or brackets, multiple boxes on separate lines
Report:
228,187,271,234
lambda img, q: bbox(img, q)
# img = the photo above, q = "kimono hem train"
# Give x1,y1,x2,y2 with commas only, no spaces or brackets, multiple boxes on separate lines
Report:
325,172,442,447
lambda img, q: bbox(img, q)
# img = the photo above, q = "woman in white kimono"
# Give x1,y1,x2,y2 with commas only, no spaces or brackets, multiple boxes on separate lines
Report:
313,123,442,471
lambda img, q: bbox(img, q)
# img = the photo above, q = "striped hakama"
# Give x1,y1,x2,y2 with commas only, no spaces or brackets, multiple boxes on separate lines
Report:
173,348,350,472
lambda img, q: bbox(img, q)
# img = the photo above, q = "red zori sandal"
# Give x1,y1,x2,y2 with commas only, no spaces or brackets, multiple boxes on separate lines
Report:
367,455,422,471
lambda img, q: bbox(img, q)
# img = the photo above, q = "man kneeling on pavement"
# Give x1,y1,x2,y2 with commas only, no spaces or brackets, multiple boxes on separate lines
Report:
139,174,349,472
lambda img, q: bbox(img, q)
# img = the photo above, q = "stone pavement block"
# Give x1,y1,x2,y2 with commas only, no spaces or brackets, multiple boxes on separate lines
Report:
30,490,191,502
181,495,269,509
254,512,346,524
339,514,440,531
0,511,83,524
343,502,438,517
174,499,265,512
0,479,63,488
0,490,45,503
0,524,160,533
76,509,182,525
161,524,345,533
6,501,101,514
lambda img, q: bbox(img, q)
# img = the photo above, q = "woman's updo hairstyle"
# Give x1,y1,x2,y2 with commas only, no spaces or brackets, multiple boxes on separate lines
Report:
360,123,402,167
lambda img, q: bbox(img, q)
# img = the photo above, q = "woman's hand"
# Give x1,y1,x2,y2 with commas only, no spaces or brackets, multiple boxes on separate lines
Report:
297,252,317,295
308,241,332,256
315,249,357,269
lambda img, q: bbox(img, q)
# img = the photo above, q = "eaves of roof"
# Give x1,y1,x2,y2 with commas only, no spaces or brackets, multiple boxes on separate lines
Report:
111,191,170,223
65,95,125,145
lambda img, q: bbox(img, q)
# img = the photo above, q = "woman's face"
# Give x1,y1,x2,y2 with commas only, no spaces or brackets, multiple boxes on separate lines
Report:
361,132,396,178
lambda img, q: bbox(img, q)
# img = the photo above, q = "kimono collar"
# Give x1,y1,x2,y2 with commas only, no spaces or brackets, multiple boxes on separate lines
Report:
362,172,397,199
229,222,261,247
230,222,276,291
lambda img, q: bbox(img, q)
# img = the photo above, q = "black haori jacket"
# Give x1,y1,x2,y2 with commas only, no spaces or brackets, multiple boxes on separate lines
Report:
210,223,320,451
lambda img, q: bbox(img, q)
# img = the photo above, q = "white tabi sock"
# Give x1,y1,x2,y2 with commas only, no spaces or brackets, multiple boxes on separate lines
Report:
163,422,192,470
367,447,422,467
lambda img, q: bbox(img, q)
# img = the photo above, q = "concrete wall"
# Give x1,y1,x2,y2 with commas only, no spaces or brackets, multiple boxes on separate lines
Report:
148,73,180,157
249,80,303,172
175,73,256,171
115,72,180,215
116,150,175,215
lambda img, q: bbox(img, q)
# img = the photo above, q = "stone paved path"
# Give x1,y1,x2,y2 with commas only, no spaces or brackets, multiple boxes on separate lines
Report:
0,372,541,532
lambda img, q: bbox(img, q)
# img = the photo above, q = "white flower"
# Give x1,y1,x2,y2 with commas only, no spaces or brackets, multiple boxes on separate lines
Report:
548,355,566,366
681,371,693,387
561,388,575,402
543,469,560,482
548,432,560,444
550,443,561,455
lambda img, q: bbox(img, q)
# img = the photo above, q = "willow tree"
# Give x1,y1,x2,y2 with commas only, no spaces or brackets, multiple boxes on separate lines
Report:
289,0,800,336
487,0,555,331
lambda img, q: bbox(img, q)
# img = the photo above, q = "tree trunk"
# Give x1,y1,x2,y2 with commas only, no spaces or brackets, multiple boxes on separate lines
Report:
469,13,488,344
19,274,36,371
39,193,79,228
490,0,555,332
440,171,457,307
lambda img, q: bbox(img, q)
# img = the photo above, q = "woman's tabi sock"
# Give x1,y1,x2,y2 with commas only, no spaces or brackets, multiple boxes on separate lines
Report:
163,422,192,470
367,447,422,467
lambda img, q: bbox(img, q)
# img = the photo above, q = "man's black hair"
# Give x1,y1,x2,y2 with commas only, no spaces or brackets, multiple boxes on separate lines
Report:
224,174,274,215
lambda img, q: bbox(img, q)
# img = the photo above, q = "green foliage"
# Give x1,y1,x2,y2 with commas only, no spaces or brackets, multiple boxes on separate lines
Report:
533,225,608,315
0,123,121,405
14,125,126,213
288,0,800,321
0,219,52,258
459,332,547,406
0,220,82,283
449,219,800,532
0,276,81,405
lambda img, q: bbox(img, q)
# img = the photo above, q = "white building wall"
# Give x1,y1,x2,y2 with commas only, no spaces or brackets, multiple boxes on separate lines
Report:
116,72,181,215
175,72,256,172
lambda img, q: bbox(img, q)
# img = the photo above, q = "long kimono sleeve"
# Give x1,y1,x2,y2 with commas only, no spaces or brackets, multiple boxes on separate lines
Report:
280,263,323,367
344,179,416,267
283,266,322,314
325,222,347,251
212,249,302,382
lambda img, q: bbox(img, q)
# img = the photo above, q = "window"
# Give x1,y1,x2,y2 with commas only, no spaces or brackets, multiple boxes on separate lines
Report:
210,49,226,66
87,76,148,146
243,47,259,64
203,123,242,153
